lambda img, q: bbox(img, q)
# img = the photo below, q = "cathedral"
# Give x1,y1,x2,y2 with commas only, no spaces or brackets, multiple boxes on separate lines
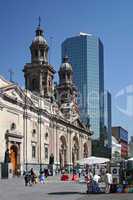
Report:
0,22,92,176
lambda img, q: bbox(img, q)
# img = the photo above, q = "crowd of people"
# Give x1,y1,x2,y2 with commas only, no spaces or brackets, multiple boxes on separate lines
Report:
85,170,113,193
59,166,113,193
22,166,119,195
23,168,50,186
23,166,133,194
75,167,113,194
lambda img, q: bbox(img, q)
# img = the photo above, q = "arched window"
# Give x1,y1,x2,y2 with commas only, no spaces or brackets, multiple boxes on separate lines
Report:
44,144,48,160
32,78,39,91
35,50,38,57
32,129,36,137
67,73,70,80
45,132,48,140
40,49,44,57
32,143,36,159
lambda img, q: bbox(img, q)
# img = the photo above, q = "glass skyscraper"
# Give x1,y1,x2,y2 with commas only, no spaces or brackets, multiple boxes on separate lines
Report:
62,33,104,141
104,90,112,151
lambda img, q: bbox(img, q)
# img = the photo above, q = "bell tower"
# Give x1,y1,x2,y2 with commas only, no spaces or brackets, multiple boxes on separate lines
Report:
57,56,79,119
23,19,55,99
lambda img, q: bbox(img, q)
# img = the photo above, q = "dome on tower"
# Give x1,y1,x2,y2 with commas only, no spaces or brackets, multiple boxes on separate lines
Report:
33,35,47,44
32,17,47,45
32,24,47,45
60,56,72,72
30,19,49,64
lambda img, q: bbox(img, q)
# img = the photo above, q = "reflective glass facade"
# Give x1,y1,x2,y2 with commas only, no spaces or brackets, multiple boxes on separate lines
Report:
104,90,112,149
62,34,104,140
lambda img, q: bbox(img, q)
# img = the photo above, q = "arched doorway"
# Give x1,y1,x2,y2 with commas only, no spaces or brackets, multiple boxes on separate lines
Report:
59,136,67,169
10,145,18,175
72,136,79,167
83,143,88,158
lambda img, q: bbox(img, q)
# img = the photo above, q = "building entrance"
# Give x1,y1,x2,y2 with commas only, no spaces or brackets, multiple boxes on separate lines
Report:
10,145,18,175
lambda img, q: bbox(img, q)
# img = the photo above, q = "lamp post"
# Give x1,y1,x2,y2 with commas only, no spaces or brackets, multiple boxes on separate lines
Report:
72,148,75,177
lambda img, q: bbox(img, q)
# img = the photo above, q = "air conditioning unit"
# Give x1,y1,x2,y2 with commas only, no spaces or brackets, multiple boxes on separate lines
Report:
111,166,120,184
111,166,120,176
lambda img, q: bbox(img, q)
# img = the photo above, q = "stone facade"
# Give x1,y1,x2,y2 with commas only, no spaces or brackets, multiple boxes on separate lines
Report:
0,22,92,176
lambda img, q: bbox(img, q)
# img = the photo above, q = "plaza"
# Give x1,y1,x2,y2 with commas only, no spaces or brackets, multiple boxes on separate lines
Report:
0,177,132,200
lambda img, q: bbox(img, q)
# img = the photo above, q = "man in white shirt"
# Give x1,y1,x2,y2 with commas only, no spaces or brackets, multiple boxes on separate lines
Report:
93,174,101,183
104,171,113,193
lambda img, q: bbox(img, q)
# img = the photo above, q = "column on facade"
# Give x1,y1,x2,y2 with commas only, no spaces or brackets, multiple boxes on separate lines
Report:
19,140,23,173
38,110,43,167
27,116,33,165
79,134,83,160
49,122,53,156
40,119,44,166
56,124,60,165
53,122,58,166
39,70,43,97
23,109,28,168
88,137,92,156
66,128,71,167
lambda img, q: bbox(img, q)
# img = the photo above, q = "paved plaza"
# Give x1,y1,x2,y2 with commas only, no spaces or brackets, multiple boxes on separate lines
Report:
0,177,133,200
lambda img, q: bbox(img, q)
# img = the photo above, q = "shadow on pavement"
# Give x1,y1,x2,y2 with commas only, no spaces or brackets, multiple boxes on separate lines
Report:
48,192,86,195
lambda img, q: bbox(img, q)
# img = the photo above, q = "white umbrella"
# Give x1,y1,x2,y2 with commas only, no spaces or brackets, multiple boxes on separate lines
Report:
77,156,110,165
128,157,133,161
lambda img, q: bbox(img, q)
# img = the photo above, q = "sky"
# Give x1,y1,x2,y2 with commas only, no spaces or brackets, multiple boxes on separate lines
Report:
0,0,133,138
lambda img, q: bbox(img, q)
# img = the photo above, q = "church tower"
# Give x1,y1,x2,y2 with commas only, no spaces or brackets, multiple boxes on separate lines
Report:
57,56,79,120
23,19,55,99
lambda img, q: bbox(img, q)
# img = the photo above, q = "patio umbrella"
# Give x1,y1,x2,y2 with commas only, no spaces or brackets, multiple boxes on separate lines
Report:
128,157,133,161
77,156,110,165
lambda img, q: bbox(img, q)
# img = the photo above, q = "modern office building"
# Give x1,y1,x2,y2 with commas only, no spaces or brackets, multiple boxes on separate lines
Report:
112,126,128,159
62,33,104,154
128,136,133,157
104,90,112,150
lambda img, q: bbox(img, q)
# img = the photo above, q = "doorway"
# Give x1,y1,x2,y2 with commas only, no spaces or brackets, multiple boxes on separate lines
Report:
10,145,18,175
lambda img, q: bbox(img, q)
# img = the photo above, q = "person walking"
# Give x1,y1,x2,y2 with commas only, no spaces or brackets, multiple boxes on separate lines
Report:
78,168,82,178
30,168,37,184
93,174,101,183
86,170,93,193
104,170,113,193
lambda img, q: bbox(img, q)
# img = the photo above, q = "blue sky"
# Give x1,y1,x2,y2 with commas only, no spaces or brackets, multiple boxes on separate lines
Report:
0,0,133,138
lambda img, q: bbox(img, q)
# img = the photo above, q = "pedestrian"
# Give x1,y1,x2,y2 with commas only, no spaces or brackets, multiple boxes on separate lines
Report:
40,172,45,184
93,173,101,183
86,170,93,193
78,168,82,178
104,170,113,193
24,171,32,186
30,168,36,184
44,168,49,178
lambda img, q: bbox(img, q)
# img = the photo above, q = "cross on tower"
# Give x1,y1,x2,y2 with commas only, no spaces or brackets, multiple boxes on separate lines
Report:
38,16,41,27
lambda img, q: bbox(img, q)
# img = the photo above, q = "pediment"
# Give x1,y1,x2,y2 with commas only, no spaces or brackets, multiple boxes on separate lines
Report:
2,84,35,107
4,88,24,103
0,75,12,88
72,118,86,130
